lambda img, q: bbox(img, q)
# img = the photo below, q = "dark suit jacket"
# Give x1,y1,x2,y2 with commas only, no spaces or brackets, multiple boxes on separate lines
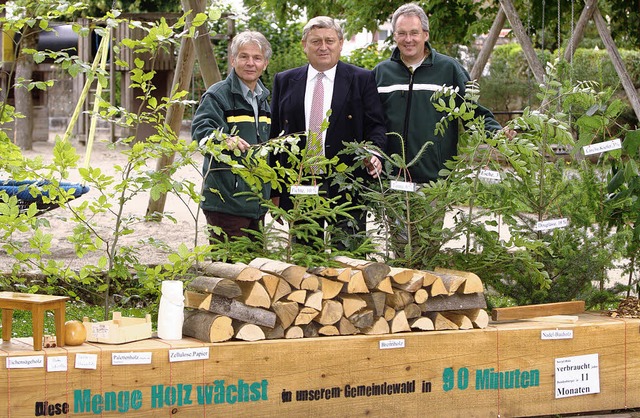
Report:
270,61,387,209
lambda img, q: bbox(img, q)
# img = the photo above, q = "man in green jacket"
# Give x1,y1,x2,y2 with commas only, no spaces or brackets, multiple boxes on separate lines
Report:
191,31,272,242
373,3,504,184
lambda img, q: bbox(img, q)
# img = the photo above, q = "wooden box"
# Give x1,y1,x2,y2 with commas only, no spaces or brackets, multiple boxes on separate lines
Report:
82,311,152,344
1,313,639,417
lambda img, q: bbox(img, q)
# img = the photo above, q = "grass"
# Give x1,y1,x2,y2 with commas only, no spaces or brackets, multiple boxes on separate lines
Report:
5,300,155,338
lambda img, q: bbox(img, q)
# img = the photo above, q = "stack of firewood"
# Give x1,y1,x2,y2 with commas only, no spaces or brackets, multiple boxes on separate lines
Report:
182,256,489,343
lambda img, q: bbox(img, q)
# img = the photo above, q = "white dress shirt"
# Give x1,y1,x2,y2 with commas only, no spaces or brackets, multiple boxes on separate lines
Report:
304,65,336,148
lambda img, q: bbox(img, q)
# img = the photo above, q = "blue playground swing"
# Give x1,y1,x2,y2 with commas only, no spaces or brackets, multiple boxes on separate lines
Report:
0,179,90,214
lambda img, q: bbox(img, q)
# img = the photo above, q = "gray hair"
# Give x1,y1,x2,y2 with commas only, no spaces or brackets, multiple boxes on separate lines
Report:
230,31,272,61
302,16,344,41
391,3,430,33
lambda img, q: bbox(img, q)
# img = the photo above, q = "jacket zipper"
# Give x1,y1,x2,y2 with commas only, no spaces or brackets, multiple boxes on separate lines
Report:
402,67,414,142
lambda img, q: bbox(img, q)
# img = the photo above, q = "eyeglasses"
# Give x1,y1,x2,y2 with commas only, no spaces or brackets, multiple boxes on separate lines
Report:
394,30,425,40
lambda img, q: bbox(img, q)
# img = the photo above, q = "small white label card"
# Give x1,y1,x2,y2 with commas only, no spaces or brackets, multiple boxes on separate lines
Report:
478,169,502,183
47,355,68,372
112,352,152,366
534,218,569,232
390,180,417,192
582,138,622,156
169,347,210,363
75,353,98,370
6,355,44,369
91,323,110,339
290,185,320,195
555,353,600,398
379,339,405,350
541,329,573,340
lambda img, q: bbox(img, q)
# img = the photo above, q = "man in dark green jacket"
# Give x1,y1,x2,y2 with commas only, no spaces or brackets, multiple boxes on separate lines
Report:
373,3,503,184
191,31,272,242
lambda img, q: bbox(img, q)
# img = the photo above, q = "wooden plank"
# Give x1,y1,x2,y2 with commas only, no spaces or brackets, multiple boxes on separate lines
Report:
491,300,585,321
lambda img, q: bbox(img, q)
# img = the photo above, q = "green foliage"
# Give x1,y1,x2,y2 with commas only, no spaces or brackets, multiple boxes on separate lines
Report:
479,44,640,126
343,43,391,71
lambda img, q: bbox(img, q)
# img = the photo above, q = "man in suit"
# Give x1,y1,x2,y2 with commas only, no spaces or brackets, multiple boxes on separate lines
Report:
269,16,387,250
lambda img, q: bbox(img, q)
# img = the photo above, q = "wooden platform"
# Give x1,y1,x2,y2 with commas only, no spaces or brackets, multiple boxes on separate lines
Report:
0,312,638,417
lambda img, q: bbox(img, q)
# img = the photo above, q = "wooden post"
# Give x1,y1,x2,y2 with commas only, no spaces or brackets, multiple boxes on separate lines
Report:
145,0,222,218
470,7,506,81
592,6,640,121
563,0,598,62
145,0,199,219
191,0,221,88
499,0,545,84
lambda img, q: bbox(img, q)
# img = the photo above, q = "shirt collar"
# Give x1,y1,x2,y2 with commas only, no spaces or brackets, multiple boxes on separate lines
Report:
239,80,262,100
308,64,337,82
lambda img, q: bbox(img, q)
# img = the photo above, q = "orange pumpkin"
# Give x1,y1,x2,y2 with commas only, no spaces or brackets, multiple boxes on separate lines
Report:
64,320,87,346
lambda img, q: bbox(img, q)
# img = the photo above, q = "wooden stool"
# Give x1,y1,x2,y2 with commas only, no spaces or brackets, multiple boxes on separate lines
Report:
0,292,69,351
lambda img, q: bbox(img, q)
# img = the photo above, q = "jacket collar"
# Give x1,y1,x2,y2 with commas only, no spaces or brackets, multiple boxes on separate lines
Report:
391,41,435,68
227,68,270,101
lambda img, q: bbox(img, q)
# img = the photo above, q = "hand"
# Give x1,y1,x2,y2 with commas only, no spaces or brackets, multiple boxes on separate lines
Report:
502,127,517,140
225,135,251,152
364,155,383,179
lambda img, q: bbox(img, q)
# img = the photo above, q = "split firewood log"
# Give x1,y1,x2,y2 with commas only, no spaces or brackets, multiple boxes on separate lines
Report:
440,312,474,330
404,303,422,319
348,308,375,329
374,276,394,294
305,290,324,311
300,273,319,291
182,310,233,343
249,257,307,289
271,301,300,329
233,321,266,341
451,309,489,329
236,281,271,308
423,271,448,296
262,323,285,340
425,312,459,330
389,310,411,333
414,288,429,304
338,317,359,335
183,290,209,310
435,267,484,294
410,316,434,331
387,267,416,285
383,305,396,321
340,294,367,318
261,273,292,303
316,300,344,325
386,289,414,310
363,316,390,335
188,276,242,299
333,256,390,289
201,262,262,282
287,289,307,304
393,272,424,293
334,268,353,283
284,325,304,339
303,322,321,338
345,270,369,294
361,292,387,317
295,307,319,325
319,325,340,336
320,277,343,300
434,272,466,295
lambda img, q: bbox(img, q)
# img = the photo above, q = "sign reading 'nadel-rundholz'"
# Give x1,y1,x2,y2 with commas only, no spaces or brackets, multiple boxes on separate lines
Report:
555,353,600,398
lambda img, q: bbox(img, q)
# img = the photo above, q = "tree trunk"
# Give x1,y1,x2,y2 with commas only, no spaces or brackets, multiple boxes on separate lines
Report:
14,26,38,150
